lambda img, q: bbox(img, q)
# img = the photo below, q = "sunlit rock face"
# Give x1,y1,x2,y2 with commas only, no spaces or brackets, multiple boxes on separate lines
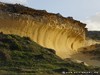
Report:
0,2,87,58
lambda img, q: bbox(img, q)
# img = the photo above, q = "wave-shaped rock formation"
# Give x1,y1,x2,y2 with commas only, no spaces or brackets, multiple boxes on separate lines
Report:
0,2,87,58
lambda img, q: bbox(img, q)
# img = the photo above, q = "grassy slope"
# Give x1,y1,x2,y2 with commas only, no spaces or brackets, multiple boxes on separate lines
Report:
0,33,99,75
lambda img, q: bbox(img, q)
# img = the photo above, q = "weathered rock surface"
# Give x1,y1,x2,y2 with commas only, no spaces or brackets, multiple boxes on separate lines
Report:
0,2,87,58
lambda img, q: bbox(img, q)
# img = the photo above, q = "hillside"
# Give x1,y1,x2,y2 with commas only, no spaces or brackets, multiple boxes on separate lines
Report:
0,33,99,75
88,31,100,40
0,2,100,74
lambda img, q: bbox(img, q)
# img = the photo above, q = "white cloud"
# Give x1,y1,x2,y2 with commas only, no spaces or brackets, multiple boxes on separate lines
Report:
84,13,100,31
0,0,28,5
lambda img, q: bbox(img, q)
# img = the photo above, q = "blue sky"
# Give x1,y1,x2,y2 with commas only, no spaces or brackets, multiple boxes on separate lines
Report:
1,0,100,30
27,0,100,20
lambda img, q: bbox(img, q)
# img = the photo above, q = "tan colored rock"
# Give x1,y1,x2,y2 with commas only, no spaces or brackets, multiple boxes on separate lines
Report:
0,2,87,58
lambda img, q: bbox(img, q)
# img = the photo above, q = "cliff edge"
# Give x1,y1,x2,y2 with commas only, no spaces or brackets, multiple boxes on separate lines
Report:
0,2,87,58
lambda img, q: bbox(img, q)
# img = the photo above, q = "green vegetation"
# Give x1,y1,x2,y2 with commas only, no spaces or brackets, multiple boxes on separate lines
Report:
0,33,99,75
88,31,100,40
